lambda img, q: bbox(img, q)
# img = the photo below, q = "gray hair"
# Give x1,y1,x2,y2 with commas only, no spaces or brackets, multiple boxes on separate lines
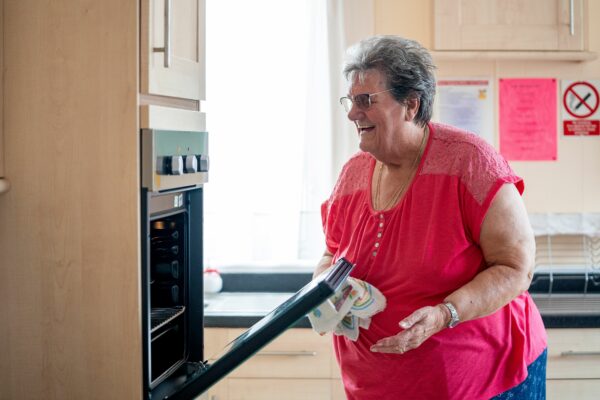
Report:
343,35,436,127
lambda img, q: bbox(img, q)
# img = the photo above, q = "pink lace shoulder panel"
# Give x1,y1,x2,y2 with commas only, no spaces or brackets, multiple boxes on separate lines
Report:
422,123,517,205
330,152,372,201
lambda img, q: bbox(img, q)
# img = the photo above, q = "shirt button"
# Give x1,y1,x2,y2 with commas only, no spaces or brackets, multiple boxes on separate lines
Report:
379,214,384,219
372,251,377,257
379,222,384,228
374,242,380,248
377,232,382,238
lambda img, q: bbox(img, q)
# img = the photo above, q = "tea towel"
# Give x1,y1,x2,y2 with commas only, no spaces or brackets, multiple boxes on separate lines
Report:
308,277,386,341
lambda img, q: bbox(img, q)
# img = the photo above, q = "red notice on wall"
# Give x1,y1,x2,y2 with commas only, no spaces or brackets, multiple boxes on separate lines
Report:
499,78,557,161
561,80,600,136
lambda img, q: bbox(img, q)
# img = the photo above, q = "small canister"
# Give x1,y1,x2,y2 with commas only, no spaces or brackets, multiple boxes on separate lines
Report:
203,268,223,293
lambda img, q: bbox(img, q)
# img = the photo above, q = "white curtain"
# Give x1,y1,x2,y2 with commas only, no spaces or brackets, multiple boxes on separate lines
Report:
204,0,373,269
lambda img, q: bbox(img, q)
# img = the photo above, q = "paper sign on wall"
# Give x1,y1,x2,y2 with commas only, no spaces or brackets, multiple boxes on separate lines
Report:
499,78,557,161
561,80,600,136
434,79,494,144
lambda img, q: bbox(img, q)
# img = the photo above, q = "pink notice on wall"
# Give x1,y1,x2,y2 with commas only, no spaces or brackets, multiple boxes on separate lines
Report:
499,78,557,161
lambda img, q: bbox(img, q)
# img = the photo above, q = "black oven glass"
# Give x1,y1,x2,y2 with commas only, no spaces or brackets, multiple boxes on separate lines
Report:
149,211,188,387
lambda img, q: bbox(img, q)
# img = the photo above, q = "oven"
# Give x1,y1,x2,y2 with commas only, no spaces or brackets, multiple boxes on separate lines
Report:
140,129,355,400
141,129,208,399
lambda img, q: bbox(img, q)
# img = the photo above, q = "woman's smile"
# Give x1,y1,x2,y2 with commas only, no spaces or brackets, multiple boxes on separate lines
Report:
356,122,376,136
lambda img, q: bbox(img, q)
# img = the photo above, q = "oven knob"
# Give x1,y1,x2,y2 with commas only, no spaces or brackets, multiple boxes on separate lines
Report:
196,154,209,172
184,155,198,174
169,155,184,175
156,156,168,175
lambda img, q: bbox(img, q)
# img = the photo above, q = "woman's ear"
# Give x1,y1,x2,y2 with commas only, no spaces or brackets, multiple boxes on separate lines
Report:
404,97,420,121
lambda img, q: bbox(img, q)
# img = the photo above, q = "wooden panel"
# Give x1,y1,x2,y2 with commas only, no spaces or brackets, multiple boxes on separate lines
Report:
0,0,3,180
557,0,585,50
227,379,332,400
433,0,461,50
141,0,206,101
547,329,600,379
227,329,334,379
460,25,559,51
343,0,375,47
204,328,230,399
330,339,341,379
547,379,600,400
140,105,206,131
331,379,346,400
434,0,586,51
204,328,230,359
431,50,597,61
0,1,140,399
377,0,433,49
460,0,557,25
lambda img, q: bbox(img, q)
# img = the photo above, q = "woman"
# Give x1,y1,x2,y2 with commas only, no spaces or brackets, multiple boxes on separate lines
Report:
315,36,547,399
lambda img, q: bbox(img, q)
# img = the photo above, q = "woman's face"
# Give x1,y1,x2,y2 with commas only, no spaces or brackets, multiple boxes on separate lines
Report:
346,70,415,157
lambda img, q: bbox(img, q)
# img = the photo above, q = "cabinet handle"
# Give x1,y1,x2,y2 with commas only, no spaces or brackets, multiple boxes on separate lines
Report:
569,0,575,36
560,350,600,357
153,0,172,67
256,351,317,357
0,178,10,194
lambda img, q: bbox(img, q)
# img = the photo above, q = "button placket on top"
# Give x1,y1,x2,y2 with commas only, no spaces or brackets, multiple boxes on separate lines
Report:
373,213,385,257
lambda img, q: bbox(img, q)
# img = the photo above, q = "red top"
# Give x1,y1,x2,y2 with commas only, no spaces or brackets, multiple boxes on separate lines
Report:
321,123,547,399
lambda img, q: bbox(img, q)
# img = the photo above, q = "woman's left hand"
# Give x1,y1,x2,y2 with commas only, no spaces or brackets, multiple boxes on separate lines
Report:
370,304,449,354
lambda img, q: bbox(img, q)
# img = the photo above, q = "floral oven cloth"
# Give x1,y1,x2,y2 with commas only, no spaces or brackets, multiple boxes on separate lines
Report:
308,277,386,341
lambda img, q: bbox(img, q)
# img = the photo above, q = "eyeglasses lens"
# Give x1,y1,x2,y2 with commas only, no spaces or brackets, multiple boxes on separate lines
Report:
354,94,371,109
340,97,353,112
340,94,371,112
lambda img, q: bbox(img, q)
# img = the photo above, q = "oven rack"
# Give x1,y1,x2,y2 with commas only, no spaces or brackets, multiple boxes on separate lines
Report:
151,306,185,333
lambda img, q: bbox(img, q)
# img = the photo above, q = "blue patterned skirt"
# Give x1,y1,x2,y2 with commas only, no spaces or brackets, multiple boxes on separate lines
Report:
491,348,548,399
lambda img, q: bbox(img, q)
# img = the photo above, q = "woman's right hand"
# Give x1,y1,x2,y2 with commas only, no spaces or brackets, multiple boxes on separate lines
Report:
370,304,449,354
313,250,334,279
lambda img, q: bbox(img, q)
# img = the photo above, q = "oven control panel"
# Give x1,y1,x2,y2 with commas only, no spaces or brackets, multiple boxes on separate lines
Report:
142,129,209,192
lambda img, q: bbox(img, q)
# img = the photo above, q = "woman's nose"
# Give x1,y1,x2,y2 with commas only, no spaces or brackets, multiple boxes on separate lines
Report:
347,103,363,121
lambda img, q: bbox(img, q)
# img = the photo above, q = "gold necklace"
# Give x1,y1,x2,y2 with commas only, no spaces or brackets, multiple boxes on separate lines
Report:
375,127,428,211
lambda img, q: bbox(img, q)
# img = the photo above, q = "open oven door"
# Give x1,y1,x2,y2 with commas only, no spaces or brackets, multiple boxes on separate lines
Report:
158,257,354,400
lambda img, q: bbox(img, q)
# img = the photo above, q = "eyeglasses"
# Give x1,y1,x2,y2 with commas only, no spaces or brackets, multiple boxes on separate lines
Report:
339,89,393,112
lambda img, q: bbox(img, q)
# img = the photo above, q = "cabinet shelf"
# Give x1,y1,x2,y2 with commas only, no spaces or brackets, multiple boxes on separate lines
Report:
431,50,597,62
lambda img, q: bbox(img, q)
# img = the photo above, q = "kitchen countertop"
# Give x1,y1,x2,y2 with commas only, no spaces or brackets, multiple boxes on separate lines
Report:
204,292,311,328
204,291,600,329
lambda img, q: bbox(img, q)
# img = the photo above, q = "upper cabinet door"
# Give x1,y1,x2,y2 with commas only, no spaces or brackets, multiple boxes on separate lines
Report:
434,0,585,51
141,0,206,101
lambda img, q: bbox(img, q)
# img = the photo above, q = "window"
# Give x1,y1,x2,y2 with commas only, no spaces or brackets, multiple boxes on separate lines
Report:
204,0,339,268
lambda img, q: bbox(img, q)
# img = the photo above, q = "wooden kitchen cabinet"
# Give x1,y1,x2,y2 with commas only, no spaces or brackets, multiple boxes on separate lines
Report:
204,328,345,400
546,328,600,399
226,328,334,379
1,0,209,397
547,380,600,400
141,0,206,101
434,0,586,51
227,379,333,400
0,0,3,180
0,1,8,195
1,1,141,398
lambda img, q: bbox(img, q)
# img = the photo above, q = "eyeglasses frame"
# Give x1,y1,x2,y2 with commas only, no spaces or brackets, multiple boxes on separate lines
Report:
339,88,394,112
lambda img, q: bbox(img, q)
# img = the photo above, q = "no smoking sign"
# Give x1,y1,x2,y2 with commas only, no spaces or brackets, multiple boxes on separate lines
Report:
561,80,600,136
